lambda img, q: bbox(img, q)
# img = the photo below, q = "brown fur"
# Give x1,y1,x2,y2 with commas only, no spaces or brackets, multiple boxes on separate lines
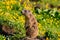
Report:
2,25,15,35
22,10,38,39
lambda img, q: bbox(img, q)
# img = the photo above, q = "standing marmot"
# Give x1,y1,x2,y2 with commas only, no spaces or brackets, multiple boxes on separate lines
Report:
22,10,38,40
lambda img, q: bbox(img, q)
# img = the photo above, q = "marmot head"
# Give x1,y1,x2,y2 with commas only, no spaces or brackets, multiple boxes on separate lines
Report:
22,9,31,16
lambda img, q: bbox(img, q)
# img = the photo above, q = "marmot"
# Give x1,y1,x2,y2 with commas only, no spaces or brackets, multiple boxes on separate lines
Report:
22,10,38,39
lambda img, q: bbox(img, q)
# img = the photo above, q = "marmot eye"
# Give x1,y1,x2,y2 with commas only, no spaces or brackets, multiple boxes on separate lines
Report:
24,10,27,12
28,10,30,12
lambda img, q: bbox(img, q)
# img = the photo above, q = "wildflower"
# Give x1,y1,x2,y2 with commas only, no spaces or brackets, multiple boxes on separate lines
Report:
57,32,60,36
2,2,5,4
55,0,57,1
58,38,60,40
6,6,11,10
13,16,16,20
15,13,19,17
19,16,25,23
46,3,49,9
5,1,10,5
10,0,16,4
33,2,36,5
0,12,4,15
38,23,42,28
46,37,49,40
23,1,32,10
19,0,22,2
0,9,2,12
27,0,30,2
41,31,46,36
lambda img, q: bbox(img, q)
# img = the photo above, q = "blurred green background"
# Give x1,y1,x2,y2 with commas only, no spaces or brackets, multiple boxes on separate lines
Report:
0,0,60,40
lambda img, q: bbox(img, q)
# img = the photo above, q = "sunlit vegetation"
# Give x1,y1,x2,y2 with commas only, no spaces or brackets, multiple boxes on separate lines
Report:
0,0,60,40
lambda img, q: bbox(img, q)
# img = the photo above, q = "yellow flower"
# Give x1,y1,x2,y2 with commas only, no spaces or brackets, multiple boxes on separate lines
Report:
38,23,42,28
5,1,10,5
13,16,16,20
0,12,4,15
6,6,11,10
58,38,60,40
46,3,49,9
27,0,29,2
55,0,57,1
46,37,49,40
57,32,60,36
23,1,32,10
15,13,19,17
38,23,46,36
2,2,5,4
19,0,22,2
9,14,13,19
0,7,1,9
19,16,25,23
33,2,36,4
0,9,2,12
10,0,16,4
